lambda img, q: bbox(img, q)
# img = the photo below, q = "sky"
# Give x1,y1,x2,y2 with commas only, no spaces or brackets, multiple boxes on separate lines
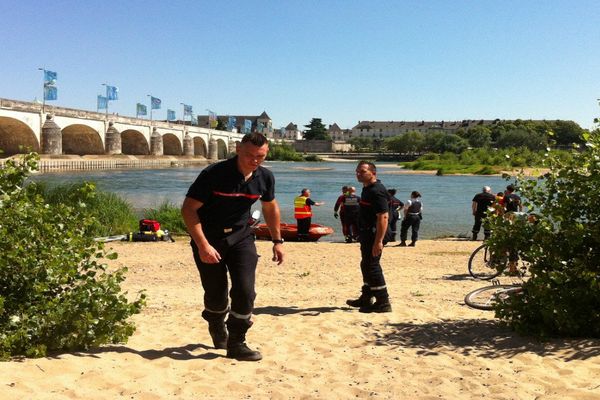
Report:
1,0,599,130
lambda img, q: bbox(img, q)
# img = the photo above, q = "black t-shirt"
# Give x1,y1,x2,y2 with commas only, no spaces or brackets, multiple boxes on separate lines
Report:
185,156,275,231
504,193,521,212
472,192,496,216
359,180,389,230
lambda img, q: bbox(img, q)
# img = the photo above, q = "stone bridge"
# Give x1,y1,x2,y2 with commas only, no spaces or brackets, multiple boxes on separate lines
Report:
0,98,246,160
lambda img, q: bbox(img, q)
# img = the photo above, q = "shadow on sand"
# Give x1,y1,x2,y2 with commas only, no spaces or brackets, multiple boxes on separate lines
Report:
376,319,600,361
253,305,348,316
62,343,223,361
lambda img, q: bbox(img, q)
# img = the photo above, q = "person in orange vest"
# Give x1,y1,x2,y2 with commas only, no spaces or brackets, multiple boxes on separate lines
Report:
294,188,324,241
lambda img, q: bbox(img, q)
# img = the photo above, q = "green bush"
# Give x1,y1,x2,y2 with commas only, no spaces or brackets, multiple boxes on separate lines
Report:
0,153,145,359
267,144,304,161
486,131,600,337
34,182,138,237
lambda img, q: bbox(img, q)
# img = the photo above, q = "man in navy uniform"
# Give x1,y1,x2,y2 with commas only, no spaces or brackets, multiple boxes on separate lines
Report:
181,132,284,361
471,186,496,241
346,161,392,313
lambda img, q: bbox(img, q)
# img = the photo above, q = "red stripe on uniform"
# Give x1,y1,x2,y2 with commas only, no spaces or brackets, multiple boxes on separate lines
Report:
360,200,371,206
213,191,261,200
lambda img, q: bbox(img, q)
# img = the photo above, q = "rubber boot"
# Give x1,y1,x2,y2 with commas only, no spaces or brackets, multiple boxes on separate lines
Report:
346,285,373,308
226,332,262,361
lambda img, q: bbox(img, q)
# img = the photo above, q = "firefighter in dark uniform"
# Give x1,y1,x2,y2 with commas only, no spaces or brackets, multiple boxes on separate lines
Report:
346,161,392,313
181,133,284,362
471,186,496,240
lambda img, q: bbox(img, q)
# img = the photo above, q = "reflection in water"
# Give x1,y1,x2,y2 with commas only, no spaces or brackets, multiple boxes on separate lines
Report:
30,161,509,242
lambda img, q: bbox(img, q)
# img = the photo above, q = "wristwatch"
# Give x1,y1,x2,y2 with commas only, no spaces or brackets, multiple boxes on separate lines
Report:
272,239,284,244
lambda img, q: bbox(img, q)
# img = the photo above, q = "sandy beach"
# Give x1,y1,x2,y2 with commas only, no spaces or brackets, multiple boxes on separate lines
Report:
2,239,599,399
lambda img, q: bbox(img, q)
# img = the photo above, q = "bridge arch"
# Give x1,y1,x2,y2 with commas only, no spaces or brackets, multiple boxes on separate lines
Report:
0,116,39,156
163,133,182,155
62,124,104,155
194,137,207,157
216,138,228,159
121,129,149,155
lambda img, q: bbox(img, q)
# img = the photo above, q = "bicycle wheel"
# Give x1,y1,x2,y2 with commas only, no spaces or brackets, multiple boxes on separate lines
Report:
468,244,506,280
464,284,522,310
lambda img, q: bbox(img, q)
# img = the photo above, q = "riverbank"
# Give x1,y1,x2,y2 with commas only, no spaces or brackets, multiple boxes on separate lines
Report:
0,154,211,172
2,239,598,399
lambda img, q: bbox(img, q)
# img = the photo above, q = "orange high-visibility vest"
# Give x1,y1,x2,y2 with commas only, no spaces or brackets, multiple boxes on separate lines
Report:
294,195,312,219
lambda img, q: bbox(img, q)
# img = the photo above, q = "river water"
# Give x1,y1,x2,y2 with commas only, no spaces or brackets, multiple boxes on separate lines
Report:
31,161,510,242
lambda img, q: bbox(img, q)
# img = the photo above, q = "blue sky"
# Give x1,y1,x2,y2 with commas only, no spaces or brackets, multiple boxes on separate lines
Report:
1,1,599,130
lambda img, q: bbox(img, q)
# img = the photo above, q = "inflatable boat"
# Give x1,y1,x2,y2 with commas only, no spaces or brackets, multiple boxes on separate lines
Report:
253,223,334,242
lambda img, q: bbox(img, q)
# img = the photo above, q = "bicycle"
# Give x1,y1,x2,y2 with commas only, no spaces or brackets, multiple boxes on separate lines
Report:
467,243,529,280
464,280,523,310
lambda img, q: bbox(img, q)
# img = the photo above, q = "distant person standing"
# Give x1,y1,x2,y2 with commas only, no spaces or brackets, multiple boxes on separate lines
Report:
387,188,404,242
294,188,324,241
399,191,423,247
334,186,349,240
342,186,361,242
471,186,496,241
503,184,523,213
346,161,392,313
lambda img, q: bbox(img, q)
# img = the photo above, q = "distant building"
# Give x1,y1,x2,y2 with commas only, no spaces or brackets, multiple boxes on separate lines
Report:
282,122,302,140
197,111,273,137
350,120,509,139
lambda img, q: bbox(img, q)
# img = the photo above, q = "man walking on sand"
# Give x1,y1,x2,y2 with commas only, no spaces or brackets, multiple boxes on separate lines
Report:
346,161,392,313
181,132,284,362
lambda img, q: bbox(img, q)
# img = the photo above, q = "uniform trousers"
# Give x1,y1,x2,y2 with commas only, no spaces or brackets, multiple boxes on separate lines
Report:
296,217,311,241
400,214,421,243
191,234,258,333
359,231,389,300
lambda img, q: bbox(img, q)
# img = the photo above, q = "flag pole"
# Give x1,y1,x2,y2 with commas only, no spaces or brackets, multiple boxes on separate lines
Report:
102,83,109,119
37,67,45,114
147,95,152,123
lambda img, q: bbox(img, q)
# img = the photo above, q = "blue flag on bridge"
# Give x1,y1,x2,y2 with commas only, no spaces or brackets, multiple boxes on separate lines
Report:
44,70,57,85
183,104,192,116
97,95,108,110
106,85,119,100
244,119,252,134
151,96,161,110
167,109,176,121
227,116,237,131
44,85,57,101
136,103,147,116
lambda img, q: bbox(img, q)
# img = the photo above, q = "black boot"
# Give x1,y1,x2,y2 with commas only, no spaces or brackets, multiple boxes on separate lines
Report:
472,233,478,241
226,332,262,361
208,321,228,350
359,298,392,313
408,241,416,247
397,241,407,247
346,285,373,308
202,309,228,349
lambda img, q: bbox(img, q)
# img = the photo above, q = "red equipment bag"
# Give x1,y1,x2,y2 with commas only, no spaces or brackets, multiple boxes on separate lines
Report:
139,219,161,232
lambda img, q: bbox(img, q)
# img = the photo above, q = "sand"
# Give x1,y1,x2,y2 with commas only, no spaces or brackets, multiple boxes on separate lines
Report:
2,239,599,399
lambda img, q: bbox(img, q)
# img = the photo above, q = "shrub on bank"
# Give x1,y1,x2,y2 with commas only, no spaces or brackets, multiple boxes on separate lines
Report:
486,131,600,337
267,144,304,161
0,153,146,359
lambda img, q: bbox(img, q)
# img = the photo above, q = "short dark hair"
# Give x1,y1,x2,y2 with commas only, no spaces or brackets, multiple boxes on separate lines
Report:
388,188,397,195
506,184,516,192
357,160,376,173
241,132,268,147
411,191,421,198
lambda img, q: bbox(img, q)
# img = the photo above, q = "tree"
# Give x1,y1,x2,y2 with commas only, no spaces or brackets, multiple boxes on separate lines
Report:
424,132,468,153
385,131,425,153
349,136,374,151
465,125,492,148
303,118,330,140
0,153,145,359
487,130,600,337
548,120,585,146
496,128,547,150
